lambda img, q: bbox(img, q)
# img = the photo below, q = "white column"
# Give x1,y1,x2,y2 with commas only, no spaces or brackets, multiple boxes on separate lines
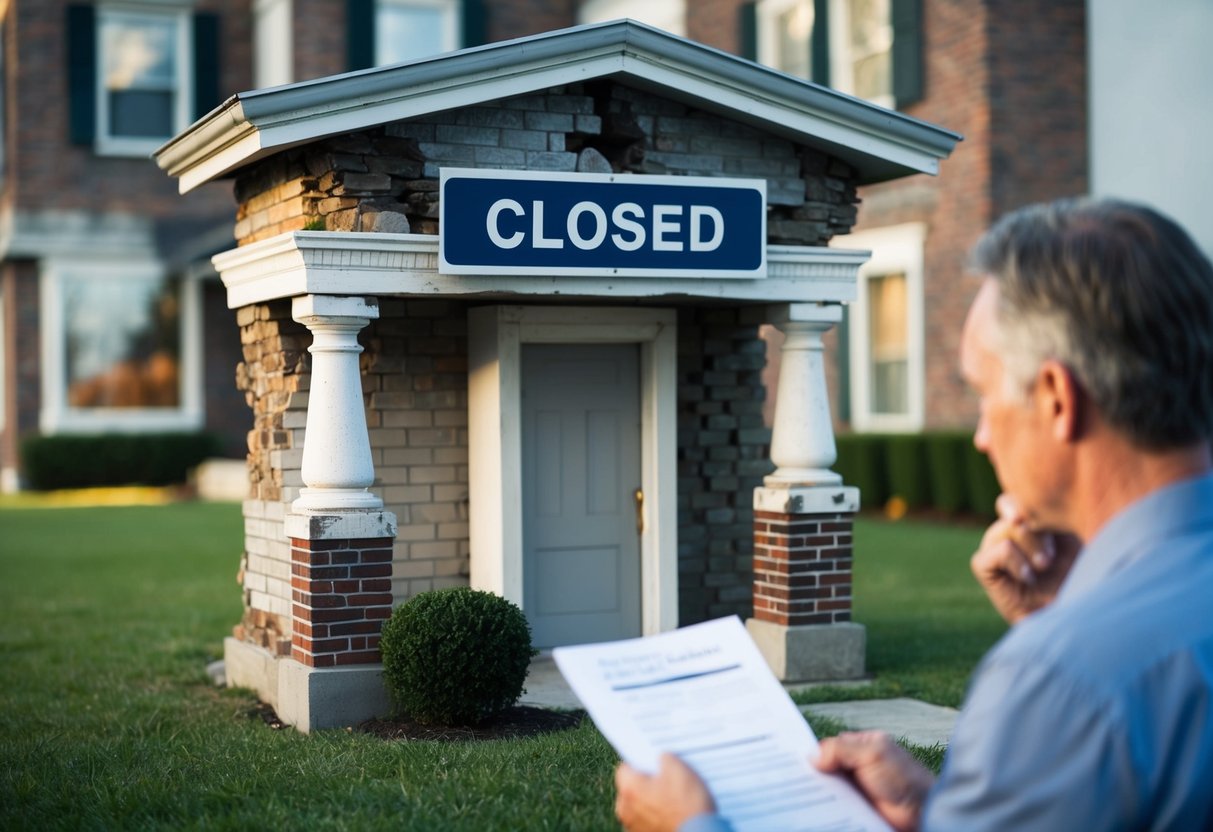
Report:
291,294,382,512
765,303,842,487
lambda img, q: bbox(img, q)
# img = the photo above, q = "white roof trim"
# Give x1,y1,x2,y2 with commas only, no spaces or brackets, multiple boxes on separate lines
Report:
158,20,960,193
212,231,869,309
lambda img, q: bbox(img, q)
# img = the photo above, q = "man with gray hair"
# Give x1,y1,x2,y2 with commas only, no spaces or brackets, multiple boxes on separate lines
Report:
614,198,1213,831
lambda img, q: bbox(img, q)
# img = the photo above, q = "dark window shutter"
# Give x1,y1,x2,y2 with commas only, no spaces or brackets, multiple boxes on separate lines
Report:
811,0,830,86
738,3,757,62
891,0,924,108
461,0,487,48
193,12,220,119
347,0,375,70
66,4,96,146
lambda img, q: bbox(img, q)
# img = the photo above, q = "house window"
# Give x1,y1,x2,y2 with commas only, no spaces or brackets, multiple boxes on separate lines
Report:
835,223,924,431
577,0,686,36
95,5,192,156
831,0,894,107
867,271,908,414
756,0,814,79
40,260,202,433
375,0,459,65
752,0,921,108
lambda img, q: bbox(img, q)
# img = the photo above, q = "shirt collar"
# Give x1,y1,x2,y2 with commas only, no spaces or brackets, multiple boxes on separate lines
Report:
1057,472,1213,603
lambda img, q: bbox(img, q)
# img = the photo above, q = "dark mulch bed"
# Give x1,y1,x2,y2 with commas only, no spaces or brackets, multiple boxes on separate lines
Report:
249,702,585,741
360,706,586,742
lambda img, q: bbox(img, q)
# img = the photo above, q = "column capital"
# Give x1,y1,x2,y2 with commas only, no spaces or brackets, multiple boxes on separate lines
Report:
292,294,379,325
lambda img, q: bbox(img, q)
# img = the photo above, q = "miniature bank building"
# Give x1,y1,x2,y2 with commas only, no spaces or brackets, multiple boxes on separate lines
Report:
157,20,958,731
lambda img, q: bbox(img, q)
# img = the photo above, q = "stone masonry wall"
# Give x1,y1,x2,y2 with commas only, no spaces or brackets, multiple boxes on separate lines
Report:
231,81,860,247
677,307,773,624
360,299,472,603
232,299,309,656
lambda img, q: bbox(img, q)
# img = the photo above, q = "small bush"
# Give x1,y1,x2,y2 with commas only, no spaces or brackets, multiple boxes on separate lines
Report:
21,432,221,491
925,432,969,514
379,587,536,726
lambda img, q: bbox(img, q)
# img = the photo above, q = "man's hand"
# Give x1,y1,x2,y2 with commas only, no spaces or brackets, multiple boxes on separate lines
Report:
615,754,716,832
971,494,1081,624
814,731,934,832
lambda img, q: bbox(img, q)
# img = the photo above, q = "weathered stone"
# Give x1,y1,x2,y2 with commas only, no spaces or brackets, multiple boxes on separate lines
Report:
576,147,613,173
365,210,411,233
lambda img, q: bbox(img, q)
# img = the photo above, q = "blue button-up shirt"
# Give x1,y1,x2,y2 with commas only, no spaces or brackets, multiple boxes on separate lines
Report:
924,472,1213,830
680,473,1213,832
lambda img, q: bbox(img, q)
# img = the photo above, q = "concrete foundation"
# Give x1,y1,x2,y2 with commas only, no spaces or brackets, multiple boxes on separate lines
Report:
224,637,393,732
746,618,866,682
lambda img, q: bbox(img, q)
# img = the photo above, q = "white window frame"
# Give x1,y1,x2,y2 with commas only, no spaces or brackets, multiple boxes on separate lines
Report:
837,222,925,432
253,0,294,89
756,0,814,79
375,0,460,65
828,0,894,108
95,3,194,158
577,0,686,36
39,257,204,434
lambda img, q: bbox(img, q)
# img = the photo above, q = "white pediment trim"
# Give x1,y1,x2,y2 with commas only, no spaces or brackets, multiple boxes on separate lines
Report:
158,20,961,193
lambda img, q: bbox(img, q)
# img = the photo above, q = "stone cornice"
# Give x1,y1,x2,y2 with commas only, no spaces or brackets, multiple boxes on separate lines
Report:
212,231,868,309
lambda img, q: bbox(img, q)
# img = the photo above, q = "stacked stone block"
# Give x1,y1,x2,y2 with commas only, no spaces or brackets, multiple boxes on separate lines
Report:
751,511,854,626
232,299,309,655
231,81,861,248
676,307,774,624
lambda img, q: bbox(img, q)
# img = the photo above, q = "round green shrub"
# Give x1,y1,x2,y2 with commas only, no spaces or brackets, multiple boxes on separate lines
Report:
379,587,536,726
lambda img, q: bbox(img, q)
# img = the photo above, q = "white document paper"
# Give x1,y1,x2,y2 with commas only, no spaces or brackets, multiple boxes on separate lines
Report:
553,617,894,832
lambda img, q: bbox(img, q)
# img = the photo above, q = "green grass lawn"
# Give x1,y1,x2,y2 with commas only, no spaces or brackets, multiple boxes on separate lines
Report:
0,502,999,829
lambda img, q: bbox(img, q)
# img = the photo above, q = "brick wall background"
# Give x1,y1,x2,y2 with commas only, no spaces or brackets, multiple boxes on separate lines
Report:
2,0,246,223
842,0,1087,431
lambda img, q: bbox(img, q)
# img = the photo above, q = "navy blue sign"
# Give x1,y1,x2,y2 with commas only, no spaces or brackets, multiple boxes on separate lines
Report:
439,169,766,277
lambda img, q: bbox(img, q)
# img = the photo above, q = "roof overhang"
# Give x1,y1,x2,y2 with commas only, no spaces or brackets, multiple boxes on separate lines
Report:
156,19,961,193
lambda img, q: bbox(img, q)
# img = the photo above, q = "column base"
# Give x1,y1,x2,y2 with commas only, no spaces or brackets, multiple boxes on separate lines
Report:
746,618,866,683
277,660,393,733
223,637,393,733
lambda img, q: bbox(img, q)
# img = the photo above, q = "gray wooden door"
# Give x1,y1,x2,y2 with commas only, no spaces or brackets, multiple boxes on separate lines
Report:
521,343,642,648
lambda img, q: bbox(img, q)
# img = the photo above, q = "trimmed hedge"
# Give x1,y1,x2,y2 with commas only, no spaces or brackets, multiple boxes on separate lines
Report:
21,432,221,491
924,431,969,514
836,430,999,517
884,434,930,510
832,433,888,508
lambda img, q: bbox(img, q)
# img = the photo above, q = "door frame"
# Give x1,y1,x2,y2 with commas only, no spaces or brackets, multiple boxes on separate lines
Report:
468,305,678,638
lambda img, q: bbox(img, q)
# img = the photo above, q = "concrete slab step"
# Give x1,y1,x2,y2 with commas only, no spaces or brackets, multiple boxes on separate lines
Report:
521,656,959,749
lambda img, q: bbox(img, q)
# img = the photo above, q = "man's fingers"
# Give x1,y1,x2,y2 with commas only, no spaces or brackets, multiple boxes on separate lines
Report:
973,533,1037,585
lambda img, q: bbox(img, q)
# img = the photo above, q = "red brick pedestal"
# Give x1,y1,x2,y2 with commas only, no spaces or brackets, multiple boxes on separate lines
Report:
747,486,865,682
289,535,394,667
276,510,397,732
